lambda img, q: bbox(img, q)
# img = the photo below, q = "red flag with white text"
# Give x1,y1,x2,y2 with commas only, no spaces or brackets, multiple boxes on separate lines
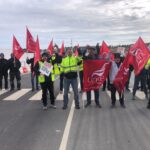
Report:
59,41,64,56
128,37,150,75
34,36,41,65
113,53,131,92
13,35,24,59
99,41,114,60
83,60,111,91
47,39,53,56
26,27,36,53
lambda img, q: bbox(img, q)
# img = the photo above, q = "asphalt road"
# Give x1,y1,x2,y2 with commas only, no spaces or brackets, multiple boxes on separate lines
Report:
0,73,150,150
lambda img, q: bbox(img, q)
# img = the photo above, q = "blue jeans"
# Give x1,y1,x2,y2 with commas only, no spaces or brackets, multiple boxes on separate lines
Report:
63,77,79,107
31,72,39,90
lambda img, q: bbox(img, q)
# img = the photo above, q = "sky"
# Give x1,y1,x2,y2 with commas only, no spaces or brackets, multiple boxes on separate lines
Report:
0,0,150,49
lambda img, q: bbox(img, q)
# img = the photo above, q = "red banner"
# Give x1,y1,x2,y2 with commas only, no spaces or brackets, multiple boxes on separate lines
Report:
13,35,24,59
47,39,53,56
83,60,111,91
59,41,64,56
34,36,41,65
26,27,36,53
113,53,130,92
99,41,114,60
129,37,150,75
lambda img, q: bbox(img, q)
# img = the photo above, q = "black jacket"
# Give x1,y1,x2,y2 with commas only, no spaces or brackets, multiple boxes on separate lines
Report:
26,58,34,72
0,58,9,75
8,57,21,73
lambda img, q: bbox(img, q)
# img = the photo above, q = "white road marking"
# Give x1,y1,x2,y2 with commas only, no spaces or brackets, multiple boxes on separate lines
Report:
3,89,31,101
0,89,9,96
29,90,42,101
129,88,146,100
59,101,75,150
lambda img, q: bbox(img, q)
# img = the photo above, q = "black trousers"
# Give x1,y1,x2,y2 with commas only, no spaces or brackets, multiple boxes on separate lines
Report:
126,70,132,89
79,71,83,91
133,73,147,97
86,89,100,105
40,81,55,106
110,84,124,105
60,73,64,91
103,76,111,90
0,73,8,89
9,71,21,90
31,72,39,90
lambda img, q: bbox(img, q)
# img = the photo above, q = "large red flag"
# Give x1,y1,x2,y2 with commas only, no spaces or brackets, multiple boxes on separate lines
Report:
128,37,150,75
26,27,36,53
113,53,131,92
34,36,41,65
99,41,114,60
47,39,53,55
59,41,64,56
83,60,111,91
13,35,24,59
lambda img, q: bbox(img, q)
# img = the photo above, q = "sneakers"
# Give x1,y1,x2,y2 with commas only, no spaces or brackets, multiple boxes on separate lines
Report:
75,105,80,109
121,104,126,108
126,88,130,92
96,104,102,108
50,104,56,109
84,103,91,108
62,106,67,110
43,106,47,110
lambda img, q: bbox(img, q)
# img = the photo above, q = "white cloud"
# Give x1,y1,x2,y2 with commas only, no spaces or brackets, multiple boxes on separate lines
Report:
0,0,150,49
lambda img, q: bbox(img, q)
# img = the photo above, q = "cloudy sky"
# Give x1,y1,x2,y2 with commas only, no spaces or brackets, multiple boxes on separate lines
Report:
0,0,150,49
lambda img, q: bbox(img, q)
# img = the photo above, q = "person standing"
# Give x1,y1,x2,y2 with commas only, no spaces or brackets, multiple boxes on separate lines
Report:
26,57,39,91
8,53,21,91
83,46,102,108
109,53,125,108
61,48,80,110
0,53,9,90
145,58,150,109
34,53,56,110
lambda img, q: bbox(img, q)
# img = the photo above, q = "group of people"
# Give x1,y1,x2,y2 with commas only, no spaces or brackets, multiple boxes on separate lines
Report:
0,45,150,110
27,46,150,110
0,53,21,91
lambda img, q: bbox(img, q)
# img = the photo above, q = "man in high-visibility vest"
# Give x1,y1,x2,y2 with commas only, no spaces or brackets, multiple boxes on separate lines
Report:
145,58,150,109
61,48,80,110
34,52,55,110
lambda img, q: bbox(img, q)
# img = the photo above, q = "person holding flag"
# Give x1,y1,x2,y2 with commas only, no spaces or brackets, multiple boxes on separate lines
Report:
109,53,125,108
8,36,24,91
26,36,40,91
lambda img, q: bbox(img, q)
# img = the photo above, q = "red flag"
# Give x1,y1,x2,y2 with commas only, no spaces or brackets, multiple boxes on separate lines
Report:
47,39,53,55
34,36,41,65
99,41,114,60
13,35,24,59
74,44,79,56
83,60,111,91
128,37,150,75
26,27,36,53
113,53,130,92
59,41,64,56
